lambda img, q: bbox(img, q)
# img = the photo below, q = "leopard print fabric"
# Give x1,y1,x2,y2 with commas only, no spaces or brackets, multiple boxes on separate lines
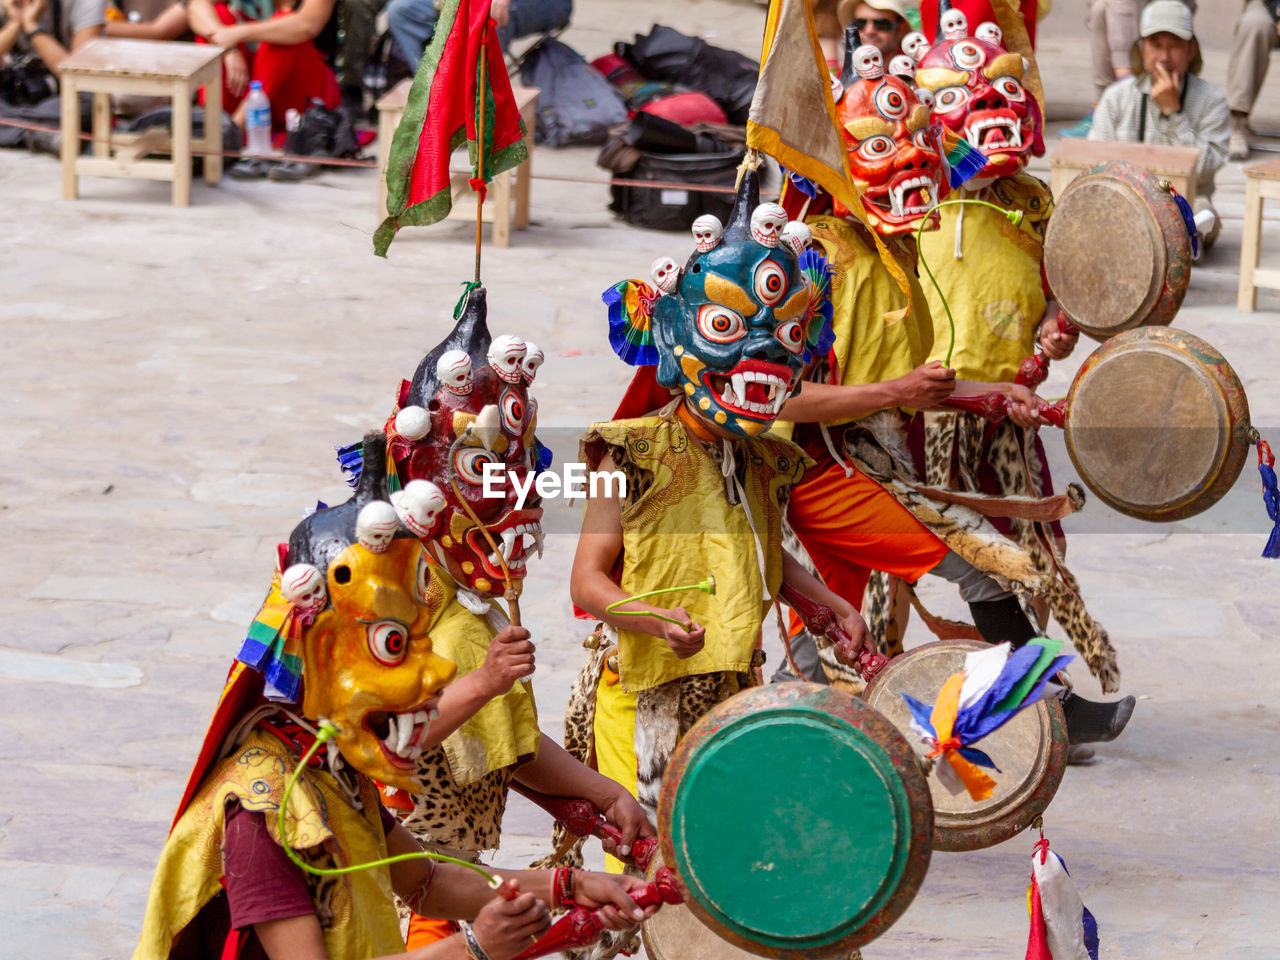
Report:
399,747,514,853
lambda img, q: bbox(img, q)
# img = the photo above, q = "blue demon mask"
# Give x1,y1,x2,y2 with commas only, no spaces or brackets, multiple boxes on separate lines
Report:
604,170,833,437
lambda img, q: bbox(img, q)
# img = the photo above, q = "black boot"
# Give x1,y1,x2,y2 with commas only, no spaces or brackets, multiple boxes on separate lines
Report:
1062,691,1135,744
967,595,1038,649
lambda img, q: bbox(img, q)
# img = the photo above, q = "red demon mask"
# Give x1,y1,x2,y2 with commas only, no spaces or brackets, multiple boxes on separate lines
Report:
832,42,948,236
385,287,546,600
914,33,1044,180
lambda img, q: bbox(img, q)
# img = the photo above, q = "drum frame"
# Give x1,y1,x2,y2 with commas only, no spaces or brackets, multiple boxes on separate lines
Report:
657,683,933,958
1064,326,1254,521
1044,160,1192,340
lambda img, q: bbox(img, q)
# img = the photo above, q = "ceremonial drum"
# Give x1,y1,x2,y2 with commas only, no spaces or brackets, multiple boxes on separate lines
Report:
656,683,932,957
1062,326,1254,522
862,640,1068,853
1044,160,1192,340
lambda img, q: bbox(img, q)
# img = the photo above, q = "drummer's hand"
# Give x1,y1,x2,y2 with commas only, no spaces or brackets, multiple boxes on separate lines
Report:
658,608,706,658
1038,307,1078,360
597,786,655,861
895,361,956,409
571,872,655,927
833,604,877,664
1005,383,1047,429
470,881,552,960
1151,63,1182,115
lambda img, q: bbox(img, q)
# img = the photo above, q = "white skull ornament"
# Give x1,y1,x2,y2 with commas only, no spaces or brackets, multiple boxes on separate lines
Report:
281,563,327,613
356,501,400,553
650,257,681,294
940,9,969,39
391,479,446,538
888,54,916,80
916,86,936,109
902,31,929,63
520,341,545,383
691,214,724,253
750,203,787,248
830,72,845,103
852,44,884,80
487,335,527,384
779,221,812,257
436,349,474,396
394,405,432,441
975,21,1002,45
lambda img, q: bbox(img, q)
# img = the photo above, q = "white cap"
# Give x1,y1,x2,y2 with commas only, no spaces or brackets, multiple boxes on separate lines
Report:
1140,0,1194,41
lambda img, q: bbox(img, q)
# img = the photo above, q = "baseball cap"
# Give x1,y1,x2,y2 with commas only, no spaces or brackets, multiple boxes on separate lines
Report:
1139,0,1195,40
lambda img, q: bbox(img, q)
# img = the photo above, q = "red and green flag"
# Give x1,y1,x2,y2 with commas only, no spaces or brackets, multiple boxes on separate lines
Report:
373,0,528,256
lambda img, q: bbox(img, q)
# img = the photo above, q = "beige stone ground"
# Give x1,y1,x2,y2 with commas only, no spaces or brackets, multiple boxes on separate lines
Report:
2,0,1280,957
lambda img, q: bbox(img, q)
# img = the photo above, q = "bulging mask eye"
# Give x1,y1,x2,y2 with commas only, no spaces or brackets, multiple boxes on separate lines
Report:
857,135,896,161
454,447,498,484
934,85,971,112
500,389,524,434
951,41,984,70
775,320,804,354
368,620,409,666
753,260,787,306
994,75,1025,102
913,128,938,151
696,304,747,343
874,82,909,120
415,550,432,603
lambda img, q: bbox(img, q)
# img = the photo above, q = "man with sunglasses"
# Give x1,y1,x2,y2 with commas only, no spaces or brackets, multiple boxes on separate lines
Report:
836,0,915,59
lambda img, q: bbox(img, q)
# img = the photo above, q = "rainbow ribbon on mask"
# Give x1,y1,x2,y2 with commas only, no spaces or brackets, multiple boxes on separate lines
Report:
902,639,1073,801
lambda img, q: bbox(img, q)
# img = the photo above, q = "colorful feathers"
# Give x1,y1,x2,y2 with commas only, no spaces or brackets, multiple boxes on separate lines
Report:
603,279,660,367
799,248,836,361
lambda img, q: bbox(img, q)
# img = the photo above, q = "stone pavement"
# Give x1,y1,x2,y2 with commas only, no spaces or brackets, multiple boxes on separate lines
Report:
2,1,1280,957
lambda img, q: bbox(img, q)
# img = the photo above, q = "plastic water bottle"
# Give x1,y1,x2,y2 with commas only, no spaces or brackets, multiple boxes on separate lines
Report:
244,81,272,156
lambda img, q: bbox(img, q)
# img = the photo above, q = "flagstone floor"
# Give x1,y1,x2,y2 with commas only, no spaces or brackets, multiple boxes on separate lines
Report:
2,1,1280,957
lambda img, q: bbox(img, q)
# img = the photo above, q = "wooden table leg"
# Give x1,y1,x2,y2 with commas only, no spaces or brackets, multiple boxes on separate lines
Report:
171,79,192,207
92,92,111,159
61,78,80,199
1238,177,1263,313
377,106,400,216
202,71,222,185
491,169,511,248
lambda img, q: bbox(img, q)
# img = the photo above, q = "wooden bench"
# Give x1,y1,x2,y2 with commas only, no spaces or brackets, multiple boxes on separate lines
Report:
1238,157,1280,312
59,38,224,206
1048,139,1200,204
375,80,538,247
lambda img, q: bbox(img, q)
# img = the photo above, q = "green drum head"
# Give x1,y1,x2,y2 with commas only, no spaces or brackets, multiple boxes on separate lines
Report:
662,691,917,953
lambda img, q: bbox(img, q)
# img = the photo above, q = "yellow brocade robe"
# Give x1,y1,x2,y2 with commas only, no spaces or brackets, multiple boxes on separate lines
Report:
583,407,810,693
919,173,1053,383
134,729,402,960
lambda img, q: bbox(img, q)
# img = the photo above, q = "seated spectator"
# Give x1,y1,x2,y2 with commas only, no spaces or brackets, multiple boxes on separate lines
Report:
186,0,339,139
0,0,103,76
386,0,570,72
1225,0,1279,159
1063,0,1143,138
1088,0,1228,249
336,0,381,122
104,0,187,39
837,0,914,60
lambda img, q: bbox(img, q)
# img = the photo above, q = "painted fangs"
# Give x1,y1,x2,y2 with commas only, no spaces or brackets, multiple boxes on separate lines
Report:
381,708,435,761
965,116,1021,151
889,175,936,218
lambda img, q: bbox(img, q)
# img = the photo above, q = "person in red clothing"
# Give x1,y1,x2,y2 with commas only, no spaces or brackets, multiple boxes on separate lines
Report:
187,0,339,134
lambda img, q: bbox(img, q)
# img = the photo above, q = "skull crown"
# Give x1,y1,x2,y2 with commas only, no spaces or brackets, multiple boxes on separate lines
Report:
281,563,327,613
749,204,788,248
436,349,474,396
391,479,446,538
888,54,916,80
940,9,969,39
974,21,1002,45
488,335,527,383
356,501,400,553
902,31,929,63
691,214,724,253
394,405,432,441
779,221,812,257
853,44,884,80
520,341,545,383
650,256,681,294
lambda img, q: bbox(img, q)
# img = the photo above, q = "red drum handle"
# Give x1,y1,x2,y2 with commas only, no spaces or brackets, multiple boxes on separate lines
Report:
1016,315,1078,389
508,783,660,872
779,581,889,679
508,868,685,960
940,393,1066,430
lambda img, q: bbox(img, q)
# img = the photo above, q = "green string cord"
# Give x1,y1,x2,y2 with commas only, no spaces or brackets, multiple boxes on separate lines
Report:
453,280,483,319
606,578,717,630
915,197,1025,369
277,720,501,886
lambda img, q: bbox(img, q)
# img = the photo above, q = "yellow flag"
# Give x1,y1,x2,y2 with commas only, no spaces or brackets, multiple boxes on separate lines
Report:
747,0,912,318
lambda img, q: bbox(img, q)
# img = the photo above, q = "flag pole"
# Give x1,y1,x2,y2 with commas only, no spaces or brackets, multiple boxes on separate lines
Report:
474,20,487,283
